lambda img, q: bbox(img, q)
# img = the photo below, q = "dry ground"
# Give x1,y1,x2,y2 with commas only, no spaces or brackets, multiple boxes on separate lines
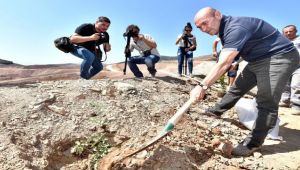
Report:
0,60,299,170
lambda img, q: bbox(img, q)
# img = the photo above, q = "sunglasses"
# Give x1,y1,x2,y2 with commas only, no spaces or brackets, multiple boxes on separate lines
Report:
185,29,192,32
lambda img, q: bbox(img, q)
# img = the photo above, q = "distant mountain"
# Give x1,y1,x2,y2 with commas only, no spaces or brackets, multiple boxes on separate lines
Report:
160,54,215,61
0,59,13,65
160,55,177,60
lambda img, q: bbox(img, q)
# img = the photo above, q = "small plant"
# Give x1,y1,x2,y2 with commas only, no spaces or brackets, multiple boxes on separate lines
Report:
216,75,227,97
219,75,227,90
71,133,111,169
89,101,108,114
71,141,89,156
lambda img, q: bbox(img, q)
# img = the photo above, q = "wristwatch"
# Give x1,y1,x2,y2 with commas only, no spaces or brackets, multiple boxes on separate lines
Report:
198,82,209,90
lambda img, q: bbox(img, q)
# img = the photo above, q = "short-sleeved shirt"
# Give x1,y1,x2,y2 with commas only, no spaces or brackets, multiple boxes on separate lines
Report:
130,34,160,57
215,37,240,63
219,15,295,62
75,23,109,53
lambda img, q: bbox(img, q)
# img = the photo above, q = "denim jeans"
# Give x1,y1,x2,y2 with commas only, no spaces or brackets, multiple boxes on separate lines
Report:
210,49,299,148
128,54,160,77
281,67,300,109
177,48,193,74
70,46,103,80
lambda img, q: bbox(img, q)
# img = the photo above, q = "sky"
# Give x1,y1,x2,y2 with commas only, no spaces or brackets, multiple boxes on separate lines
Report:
0,0,299,65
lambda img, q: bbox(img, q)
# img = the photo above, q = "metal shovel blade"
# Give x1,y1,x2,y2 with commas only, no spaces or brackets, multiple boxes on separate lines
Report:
123,130,170,158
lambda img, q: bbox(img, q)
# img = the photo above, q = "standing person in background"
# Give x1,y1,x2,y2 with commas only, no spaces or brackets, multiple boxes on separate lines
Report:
192,7,299,156
175,22,197,77
125,24,160,78
70,16,111,80
279,25,300,110
212,37,240,89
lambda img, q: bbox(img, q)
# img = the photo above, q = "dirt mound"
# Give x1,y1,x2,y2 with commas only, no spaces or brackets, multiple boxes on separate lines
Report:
0,60,300,170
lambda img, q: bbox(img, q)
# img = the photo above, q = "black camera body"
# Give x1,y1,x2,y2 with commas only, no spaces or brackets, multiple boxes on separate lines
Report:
183,34,196,51
183,33,193,40
96,32,109,45
143,49,152,56
123,30,138,38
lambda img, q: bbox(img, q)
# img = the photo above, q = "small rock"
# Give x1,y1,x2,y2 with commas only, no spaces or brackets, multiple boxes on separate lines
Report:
48,105,66,115
217,140,233,157
0,145,7,151
90,88,102,92
76,94,86,100
253,152,262,158
236,157,244,163
43,139,50,145
211,138,221,148
196,120,208,129
29,114,39,119
89,126,97,131
89,112,97,117
211,128,222,135
1,121,6,127
211,121,220,128
102,89,107,95
136,150,148,159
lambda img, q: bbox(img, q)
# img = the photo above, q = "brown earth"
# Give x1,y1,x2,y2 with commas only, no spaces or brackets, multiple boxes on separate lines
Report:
0,59,299,170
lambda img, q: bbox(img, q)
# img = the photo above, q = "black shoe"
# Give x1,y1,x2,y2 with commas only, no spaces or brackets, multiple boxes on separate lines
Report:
202,108,222,118
150,72,156,77
232,143,260,156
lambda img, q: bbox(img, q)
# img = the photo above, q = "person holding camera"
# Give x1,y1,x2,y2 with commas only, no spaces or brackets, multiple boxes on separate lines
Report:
175,22,197,77
124,24,160,78
69,16,111,80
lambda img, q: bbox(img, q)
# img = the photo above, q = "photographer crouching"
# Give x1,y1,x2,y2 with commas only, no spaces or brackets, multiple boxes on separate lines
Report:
69,16,111,80
124,24,160,78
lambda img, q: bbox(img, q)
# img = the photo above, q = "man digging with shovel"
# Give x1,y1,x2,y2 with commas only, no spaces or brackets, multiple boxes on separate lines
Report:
98,7,299,169
191,7,299,156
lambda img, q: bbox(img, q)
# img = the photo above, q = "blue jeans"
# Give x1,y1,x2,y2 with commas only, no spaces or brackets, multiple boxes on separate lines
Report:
70,46,103,80
128,55,160,77
177,48,193,74
210,49,299,148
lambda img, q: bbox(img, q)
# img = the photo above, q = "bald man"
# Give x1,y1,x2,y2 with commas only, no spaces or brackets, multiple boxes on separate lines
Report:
191,7,299,156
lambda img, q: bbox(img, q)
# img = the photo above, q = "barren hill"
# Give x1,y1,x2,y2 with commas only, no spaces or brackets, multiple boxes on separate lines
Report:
0,58,299,170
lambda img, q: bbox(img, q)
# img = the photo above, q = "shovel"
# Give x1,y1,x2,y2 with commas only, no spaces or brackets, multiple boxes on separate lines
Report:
123,98,194,158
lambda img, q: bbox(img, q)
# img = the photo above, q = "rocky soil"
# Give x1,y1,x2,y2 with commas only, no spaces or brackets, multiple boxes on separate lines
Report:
0,61,300,170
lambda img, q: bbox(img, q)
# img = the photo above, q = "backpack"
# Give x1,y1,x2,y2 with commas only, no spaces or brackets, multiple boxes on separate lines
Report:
54,37,74,53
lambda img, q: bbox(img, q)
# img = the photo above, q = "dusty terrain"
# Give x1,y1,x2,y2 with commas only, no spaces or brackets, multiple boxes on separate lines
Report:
0,59,299,170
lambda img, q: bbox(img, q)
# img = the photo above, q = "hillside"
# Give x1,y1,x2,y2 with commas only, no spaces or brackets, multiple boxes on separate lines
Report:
0,58,299,170
0,57,208,86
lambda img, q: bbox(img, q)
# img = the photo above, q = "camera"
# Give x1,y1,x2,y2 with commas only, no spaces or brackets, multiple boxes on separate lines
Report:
183,33,193,40
143,49,152,56
123,30,138,37
96,32,109,45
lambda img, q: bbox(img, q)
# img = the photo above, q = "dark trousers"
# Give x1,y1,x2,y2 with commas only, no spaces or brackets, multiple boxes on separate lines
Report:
211,49,299,147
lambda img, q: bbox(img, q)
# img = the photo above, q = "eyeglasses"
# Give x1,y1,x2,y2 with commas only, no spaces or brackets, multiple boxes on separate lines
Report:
185,29,192,32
